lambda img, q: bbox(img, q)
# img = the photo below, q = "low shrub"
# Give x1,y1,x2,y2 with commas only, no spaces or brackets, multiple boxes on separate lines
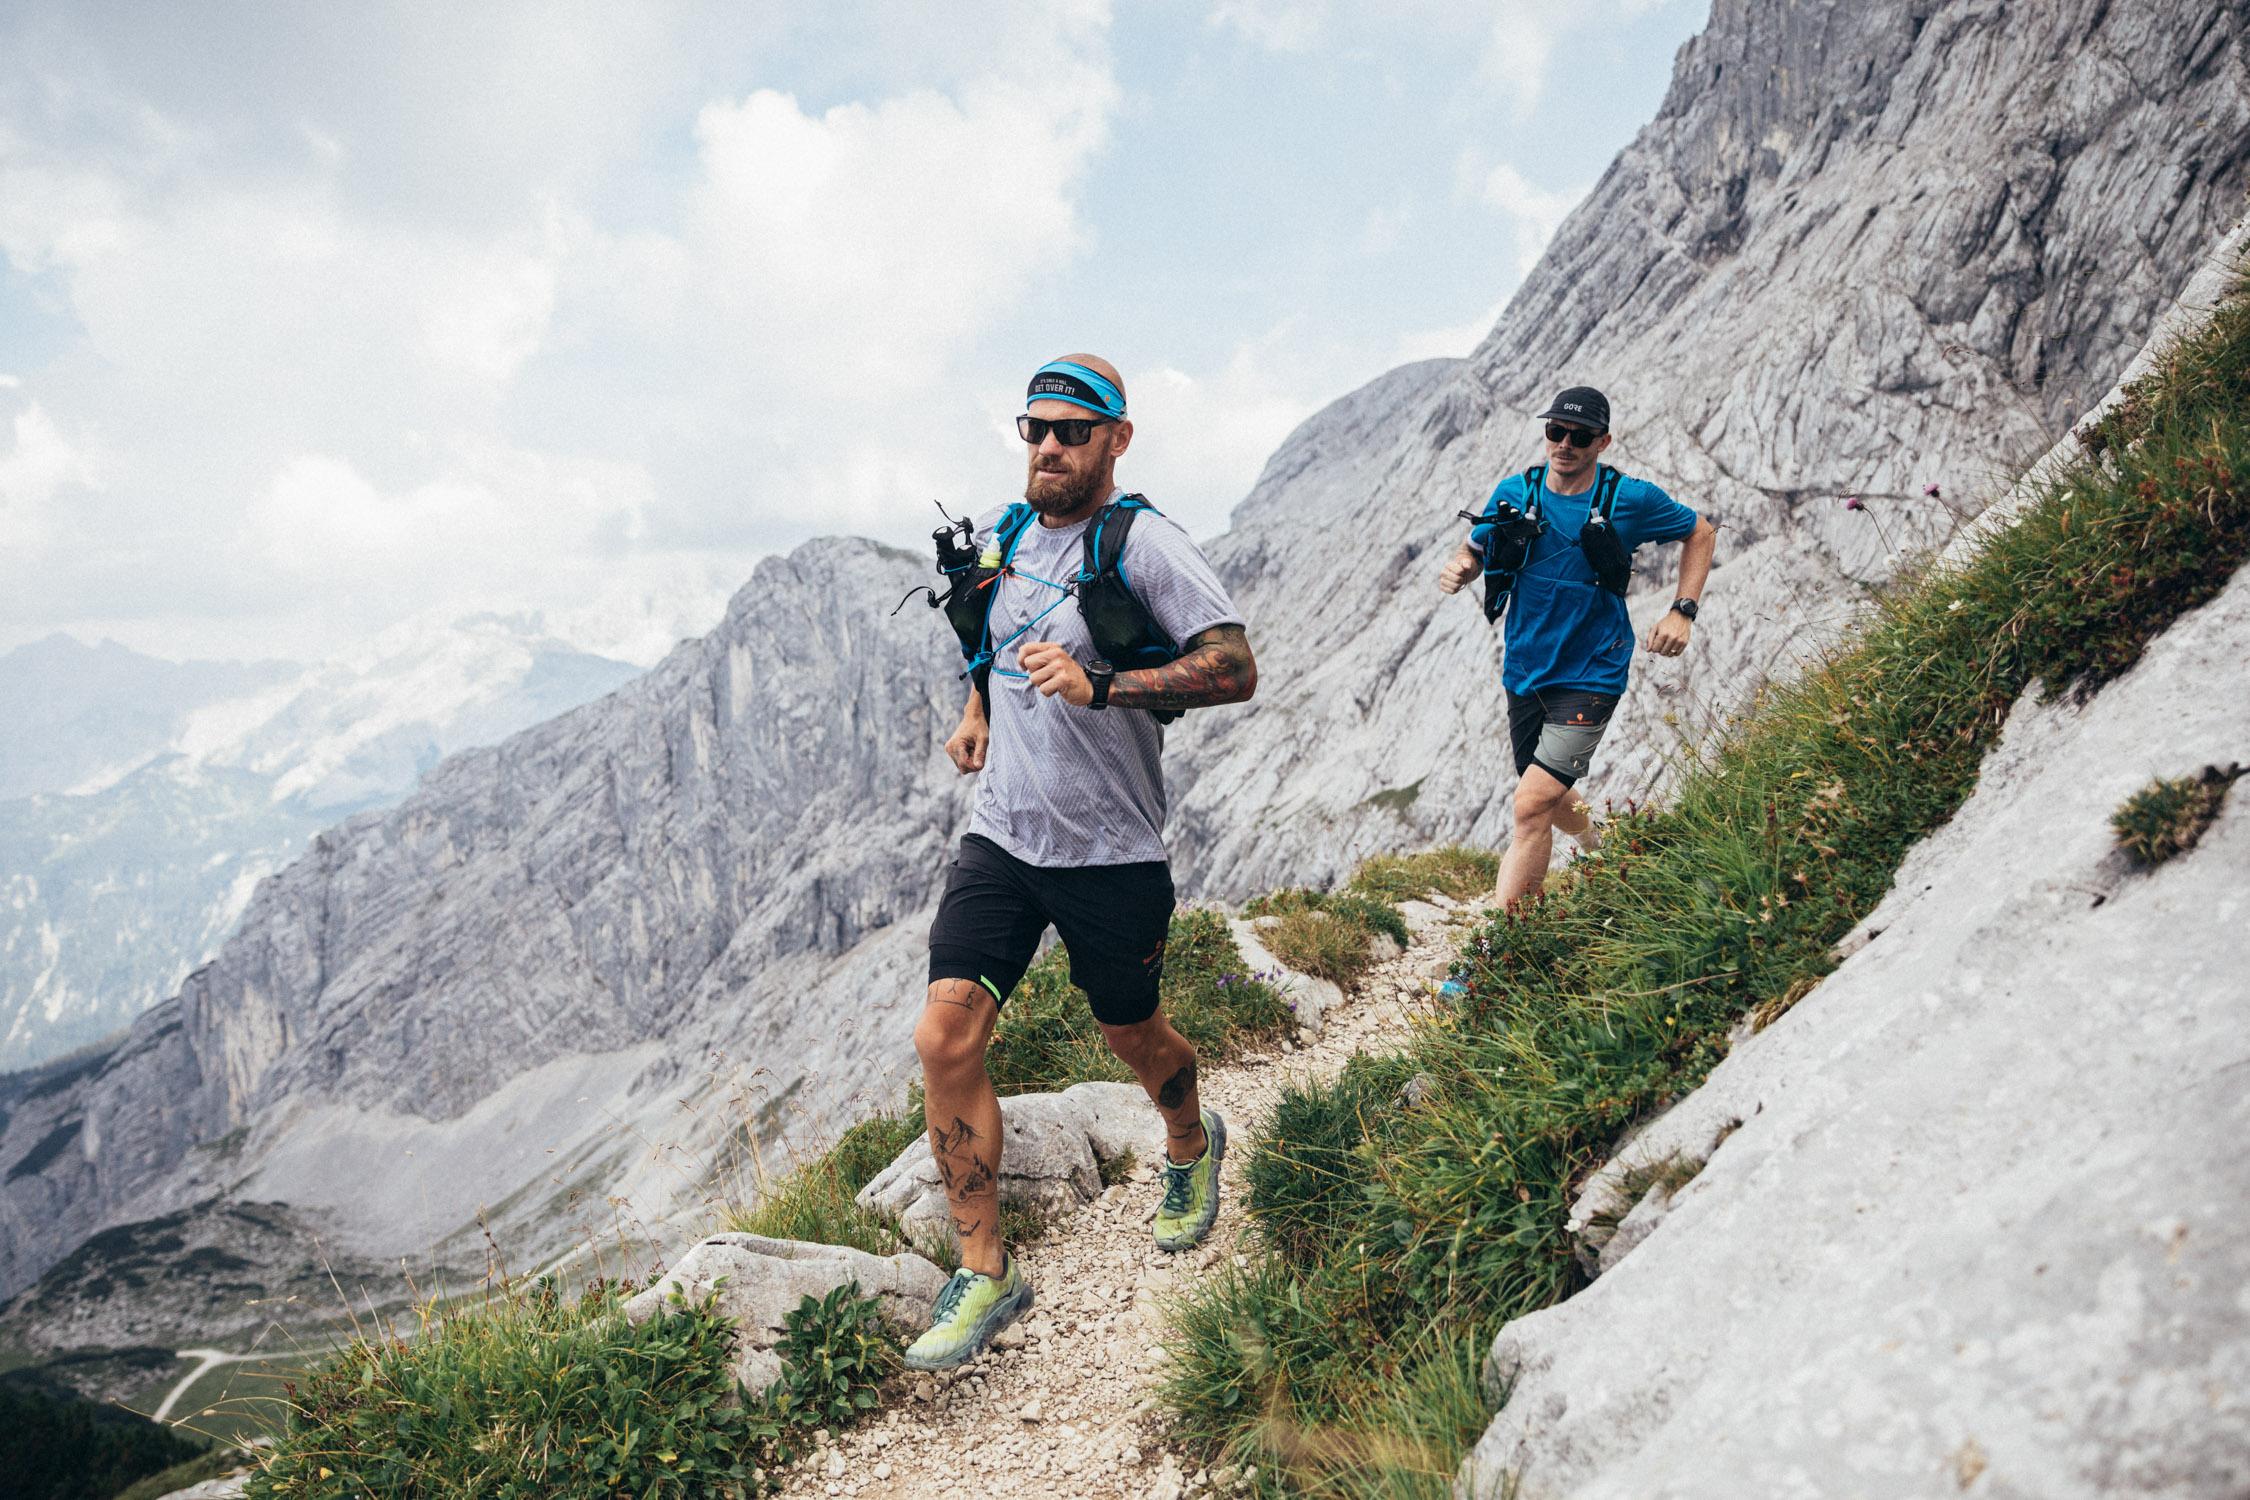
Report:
763,1282,898,1440
248,1279,768,1497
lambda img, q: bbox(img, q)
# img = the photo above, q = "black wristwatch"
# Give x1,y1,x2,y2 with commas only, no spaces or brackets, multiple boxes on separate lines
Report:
1670,598,1700,622
1086,658,1115,710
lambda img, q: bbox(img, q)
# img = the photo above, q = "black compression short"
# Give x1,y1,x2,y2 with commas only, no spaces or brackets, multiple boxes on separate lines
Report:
927,834,1175,1026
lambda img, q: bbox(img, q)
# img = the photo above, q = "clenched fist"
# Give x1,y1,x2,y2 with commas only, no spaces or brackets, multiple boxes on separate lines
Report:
945,707,988,774
1438,545,1481,595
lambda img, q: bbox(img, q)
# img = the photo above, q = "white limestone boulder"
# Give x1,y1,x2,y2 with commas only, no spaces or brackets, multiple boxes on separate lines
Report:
623,1233,947,1395
1228,917,1345,1039
1458,562,2250,1498
855,1081,1151,1251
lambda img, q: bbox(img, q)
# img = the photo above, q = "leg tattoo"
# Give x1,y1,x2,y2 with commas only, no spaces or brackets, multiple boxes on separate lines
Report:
1156,1062,1197,1111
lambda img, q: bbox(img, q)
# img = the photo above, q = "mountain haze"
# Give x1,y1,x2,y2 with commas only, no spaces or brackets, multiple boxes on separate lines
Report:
0,614,646,1068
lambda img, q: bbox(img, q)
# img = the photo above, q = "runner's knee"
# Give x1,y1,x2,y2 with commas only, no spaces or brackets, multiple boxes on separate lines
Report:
1514,777,1568,829
915,986,990,1078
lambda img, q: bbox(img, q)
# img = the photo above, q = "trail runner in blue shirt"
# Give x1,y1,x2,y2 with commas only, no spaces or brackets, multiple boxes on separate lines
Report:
1438,386,1719,908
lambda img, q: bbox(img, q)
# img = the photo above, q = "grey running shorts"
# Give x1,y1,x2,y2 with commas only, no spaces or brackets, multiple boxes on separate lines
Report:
1507,689,1619,787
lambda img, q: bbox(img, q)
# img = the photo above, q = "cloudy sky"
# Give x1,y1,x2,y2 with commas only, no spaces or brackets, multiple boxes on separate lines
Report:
0,0,1706,665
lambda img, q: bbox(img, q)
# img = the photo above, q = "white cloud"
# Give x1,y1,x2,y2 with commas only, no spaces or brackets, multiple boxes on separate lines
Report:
0,4,1122,660
680,33,1114,387
1391,297,1510,364
1479,1,1566,117
1207,0,1329,52
0,397,96,552
1479,161,1587,278
1122,333,1333,537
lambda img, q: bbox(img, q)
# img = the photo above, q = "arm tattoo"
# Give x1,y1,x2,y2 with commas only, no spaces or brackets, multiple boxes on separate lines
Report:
1106,625,1257,711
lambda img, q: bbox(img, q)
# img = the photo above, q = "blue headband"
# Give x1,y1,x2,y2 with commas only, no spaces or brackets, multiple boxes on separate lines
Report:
1026,360,1126,419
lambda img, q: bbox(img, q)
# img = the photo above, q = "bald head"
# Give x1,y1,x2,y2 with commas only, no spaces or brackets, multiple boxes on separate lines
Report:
1021,351,1135,519
1050,352,1126,410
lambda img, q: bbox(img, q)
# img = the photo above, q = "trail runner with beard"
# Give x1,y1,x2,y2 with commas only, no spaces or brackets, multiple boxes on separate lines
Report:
903,354,1258,1372
1438,386,1718,909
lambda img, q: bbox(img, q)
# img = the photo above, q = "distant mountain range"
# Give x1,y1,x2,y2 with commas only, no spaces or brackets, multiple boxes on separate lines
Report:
0,615,667,1068
0,635,298,802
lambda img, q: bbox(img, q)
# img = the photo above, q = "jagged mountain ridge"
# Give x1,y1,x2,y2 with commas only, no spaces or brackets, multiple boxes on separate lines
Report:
1,0,2245,1341
0,635,296,802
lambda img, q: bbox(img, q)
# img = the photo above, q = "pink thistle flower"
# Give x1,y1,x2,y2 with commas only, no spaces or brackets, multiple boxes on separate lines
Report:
1842,495,1864,511
1923,482,1943,498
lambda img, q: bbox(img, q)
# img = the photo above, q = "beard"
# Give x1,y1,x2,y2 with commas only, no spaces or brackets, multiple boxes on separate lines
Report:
1024,461,1106,515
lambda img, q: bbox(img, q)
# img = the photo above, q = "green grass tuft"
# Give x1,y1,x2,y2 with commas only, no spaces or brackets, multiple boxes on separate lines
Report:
1346,847,1498,905
1162,265,2250,1491
2111,764,2243,867
1243,889,1410,990
246,1276,896,1498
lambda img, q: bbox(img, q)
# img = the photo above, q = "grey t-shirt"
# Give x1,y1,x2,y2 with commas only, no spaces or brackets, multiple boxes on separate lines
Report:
965,493,1244,868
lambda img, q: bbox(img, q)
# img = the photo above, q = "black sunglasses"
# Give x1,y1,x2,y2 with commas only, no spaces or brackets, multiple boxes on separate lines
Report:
1018,414,1118,447
1545,422,1601,448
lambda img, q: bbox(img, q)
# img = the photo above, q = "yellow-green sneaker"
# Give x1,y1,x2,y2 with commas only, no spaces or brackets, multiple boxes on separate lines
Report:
902,1253,1033,1371
1154,1109,1227,1252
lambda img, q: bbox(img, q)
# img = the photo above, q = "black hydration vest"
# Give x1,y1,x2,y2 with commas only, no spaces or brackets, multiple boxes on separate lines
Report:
933,495,1185,723
1463,463,1631,621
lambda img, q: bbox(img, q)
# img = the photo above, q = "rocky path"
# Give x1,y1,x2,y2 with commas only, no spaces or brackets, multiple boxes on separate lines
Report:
777,897,1475,1500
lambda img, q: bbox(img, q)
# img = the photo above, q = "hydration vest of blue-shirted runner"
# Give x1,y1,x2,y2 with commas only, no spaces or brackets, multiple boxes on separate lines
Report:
1461,463,1699,697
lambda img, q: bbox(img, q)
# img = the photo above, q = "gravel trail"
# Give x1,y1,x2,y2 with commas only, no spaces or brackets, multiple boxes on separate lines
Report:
777,897,1476,1500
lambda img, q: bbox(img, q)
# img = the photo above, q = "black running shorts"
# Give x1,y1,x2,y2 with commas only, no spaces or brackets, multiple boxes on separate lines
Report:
1507,688,1618,787
927,834,1175,1026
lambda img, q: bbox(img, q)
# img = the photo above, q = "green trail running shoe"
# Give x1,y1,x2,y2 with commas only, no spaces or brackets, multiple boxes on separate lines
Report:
1154,1108,1228,1252
902,1254,1033,1371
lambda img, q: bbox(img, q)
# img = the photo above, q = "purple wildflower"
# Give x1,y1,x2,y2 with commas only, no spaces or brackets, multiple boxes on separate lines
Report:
1923,482,1942,499
1842,495,1865,512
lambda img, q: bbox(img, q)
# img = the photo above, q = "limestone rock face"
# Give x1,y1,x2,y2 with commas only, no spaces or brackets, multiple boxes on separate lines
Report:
1163,0,2250,899
622,1233,949,1396
1457,488,2250,1494
856,1082,1149,1251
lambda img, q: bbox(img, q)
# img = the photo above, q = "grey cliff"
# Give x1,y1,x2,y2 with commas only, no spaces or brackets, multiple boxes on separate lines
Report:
1461,492,2250,1500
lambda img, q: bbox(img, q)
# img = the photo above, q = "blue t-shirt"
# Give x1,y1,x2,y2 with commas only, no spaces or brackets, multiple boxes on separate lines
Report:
1469,468,1699,697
